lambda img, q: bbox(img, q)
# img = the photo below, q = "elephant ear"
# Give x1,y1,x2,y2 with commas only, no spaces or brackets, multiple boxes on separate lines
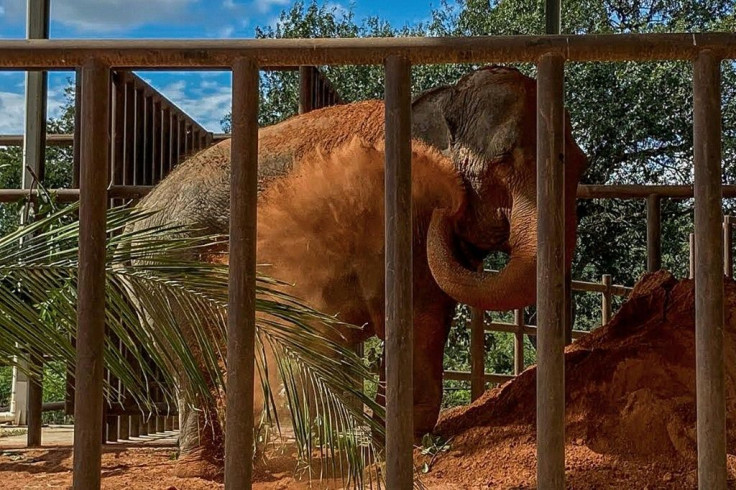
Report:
411,85,454,153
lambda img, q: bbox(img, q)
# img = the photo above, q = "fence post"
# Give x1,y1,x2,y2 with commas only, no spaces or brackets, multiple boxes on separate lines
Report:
723,216,733,277
689,233,695,279
384,54,413,490
224,57,259,490
470,307,485,401
693,49,727,490
601,274,612,326
536,52,566,490
72,58,110,490
647,194,662,272
298,66,314,114
514,309,525,375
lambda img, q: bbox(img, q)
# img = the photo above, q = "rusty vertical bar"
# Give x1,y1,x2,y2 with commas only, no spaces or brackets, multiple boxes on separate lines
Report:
161,107,170,179
536,52,566,490
185,123,192,157
224,57,259,490
178,118,186,162
151,101,161,184
117,348,129,440
384,54,413,490
693,49,726,490
470,307,485,401
168,112,176,172
299,66,314,114
564,271,573,345
514,309,525,375
133,89,145,185
647,194,662,272
723,216,733,277
122,82,135,187
22,0,51,449
601,274,612,326
72,70,82,188
111,74,125,192
72,59,110,490
690,233,695,279
546,0,561,34
139,414,148,436
143,95,153,185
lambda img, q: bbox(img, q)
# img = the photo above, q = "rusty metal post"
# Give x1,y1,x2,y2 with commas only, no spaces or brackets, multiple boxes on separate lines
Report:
224,57,259,490
299,66,314,114
151,101,161,183
693,49,727,490
514,309,525,375
536,52,566,490
161,107,170,179
601,274,612,326
129,415,140,438
690,233,695,279
139,415,148,436
72,59,110,490
546,0,560,34
133,88,145,186
724,216,733,277
470,307,485,401
384,54,413,490
122,82,134,186
647,194,662,272
171,114,180,168
143,95,153,185
21,0,51,449
72,70,82,188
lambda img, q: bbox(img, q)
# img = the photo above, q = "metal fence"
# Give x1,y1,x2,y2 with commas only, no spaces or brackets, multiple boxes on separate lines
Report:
1,33,735,489
0,64,342,446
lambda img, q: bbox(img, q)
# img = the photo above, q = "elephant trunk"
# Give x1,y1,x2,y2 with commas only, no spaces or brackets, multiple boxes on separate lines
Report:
427,193,538,311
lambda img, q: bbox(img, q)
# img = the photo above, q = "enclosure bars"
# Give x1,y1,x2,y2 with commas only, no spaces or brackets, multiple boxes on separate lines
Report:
693,49,726,489
536,52,567,489
224,58,259,490
72,59,110,490
21,0,50,448
0,35,732,489
384,55,414,490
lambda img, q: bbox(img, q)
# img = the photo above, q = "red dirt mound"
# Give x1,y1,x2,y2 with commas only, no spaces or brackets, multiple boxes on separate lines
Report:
421,271,736,489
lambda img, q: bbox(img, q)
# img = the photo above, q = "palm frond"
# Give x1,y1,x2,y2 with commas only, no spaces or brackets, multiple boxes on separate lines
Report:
0,202,384,487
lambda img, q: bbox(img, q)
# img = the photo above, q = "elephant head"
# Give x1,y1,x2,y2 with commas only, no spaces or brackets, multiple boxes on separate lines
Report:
413,66,588,311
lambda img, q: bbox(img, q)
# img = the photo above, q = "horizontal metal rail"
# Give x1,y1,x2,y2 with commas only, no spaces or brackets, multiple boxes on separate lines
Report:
0,34,735,69
444,370,515,384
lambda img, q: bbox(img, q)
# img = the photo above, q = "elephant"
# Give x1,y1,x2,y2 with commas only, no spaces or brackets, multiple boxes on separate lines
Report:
130,65,588,468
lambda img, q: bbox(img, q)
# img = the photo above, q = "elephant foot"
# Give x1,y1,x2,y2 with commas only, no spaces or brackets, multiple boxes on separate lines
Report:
174,447,224,481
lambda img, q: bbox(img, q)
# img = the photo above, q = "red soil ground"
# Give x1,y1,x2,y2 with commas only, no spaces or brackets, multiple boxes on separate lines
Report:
1,271,734,488
421,271,736,489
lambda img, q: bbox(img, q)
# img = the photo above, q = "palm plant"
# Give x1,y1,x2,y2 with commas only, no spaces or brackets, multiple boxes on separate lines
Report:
0,200,384,487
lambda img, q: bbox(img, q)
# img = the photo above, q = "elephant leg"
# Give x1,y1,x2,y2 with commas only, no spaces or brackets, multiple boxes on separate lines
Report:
373,302,452,440
174,376,224,480
411,308,452,438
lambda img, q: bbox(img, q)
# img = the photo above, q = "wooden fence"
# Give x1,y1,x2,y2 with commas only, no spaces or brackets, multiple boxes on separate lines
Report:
1,32,735,490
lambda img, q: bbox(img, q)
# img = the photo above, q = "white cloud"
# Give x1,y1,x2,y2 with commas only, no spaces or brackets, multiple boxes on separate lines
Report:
46,0,197,33
0,87,66,134
0,91,24,134
253,0,290,15
0,5,6,16
152,77,232,132
218,25,235,38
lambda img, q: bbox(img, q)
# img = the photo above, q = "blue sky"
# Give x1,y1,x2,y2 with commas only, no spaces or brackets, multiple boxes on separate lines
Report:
0,0,437,134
